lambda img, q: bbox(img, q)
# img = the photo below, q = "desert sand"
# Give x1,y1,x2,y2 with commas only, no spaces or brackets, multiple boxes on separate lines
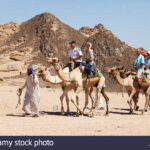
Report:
0,85,149,136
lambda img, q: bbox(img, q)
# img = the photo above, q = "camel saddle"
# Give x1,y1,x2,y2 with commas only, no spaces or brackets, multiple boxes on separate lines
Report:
87,65,100,78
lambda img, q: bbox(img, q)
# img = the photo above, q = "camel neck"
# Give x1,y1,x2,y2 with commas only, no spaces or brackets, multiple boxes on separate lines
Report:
42,72,62,84
115,71,126,86
55,64,73,82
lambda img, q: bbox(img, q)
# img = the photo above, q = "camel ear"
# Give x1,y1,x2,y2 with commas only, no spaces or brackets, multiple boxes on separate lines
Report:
117,66,124,70
106,68,111,73
119,70,125,73
48,58,52,63
121,66,125,70
40,67,45,71
53,58,59,63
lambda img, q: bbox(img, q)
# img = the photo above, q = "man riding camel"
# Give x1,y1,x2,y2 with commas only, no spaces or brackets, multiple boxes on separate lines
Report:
68,41,83,70
83,42,94,75
134,48,145,88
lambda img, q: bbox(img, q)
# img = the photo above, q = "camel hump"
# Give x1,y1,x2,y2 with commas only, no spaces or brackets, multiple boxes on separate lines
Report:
63,67,69,73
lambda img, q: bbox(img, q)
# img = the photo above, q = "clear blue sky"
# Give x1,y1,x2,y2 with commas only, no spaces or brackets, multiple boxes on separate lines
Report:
0,0,150,50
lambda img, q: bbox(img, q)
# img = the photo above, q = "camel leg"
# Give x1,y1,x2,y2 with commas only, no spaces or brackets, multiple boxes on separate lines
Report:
76,95,79,105
89,87,95,112
91,88,101,117
95,76,105,108
132,92,139,111
148,95,150,110
133,92,139,111
88,77,105,117
63,87,70,115
127,90,139,111
88,87,101,118
65,93,70,115
101,87,109,115
83,88,90,113
76,95,81,115
70,87,83,116
142,93,149,115
127,91,136,114
60,93,65,115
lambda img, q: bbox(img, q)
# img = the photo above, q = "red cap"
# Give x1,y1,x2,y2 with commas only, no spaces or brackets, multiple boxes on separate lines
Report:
141,52,147,57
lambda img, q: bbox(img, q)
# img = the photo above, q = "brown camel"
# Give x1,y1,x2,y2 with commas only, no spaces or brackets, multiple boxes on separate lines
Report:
108,66,139,113
48,58,109,116
134,75,150,114
108,66,150,114
37,67,95,116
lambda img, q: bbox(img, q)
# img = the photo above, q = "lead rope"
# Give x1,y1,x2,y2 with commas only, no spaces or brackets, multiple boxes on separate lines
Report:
69,72,71,81
116,80,119,95
122,79,125,97
16,89,22,109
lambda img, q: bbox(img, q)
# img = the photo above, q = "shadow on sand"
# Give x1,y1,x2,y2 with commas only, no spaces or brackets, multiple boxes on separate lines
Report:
40,111,89,117
6,113,32,117
5,111,89,117
110,108,139,115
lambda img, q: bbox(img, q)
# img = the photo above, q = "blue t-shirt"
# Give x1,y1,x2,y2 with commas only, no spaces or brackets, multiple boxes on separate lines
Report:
134,54,144,71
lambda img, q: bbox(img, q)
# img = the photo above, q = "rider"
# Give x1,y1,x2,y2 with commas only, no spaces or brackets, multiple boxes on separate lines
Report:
83,42,94,75
134,48,145,87
144,51,150,79
68,41,83,70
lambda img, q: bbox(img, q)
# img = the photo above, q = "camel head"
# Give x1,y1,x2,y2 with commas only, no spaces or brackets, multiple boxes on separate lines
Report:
48,57,60,71
37,67,48,79
48,58,59,64
107,66,125,78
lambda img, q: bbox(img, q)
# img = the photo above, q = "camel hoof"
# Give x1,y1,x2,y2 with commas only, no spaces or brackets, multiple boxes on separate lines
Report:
61,112,65,115
129,111,133,114
79,111,83,115
66,112,70,116
136,106,139,111
105,113,109,116
76,113,79,117
88,114,94,118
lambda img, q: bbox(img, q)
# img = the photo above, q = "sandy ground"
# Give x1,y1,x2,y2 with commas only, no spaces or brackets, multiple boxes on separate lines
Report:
0,85,149,136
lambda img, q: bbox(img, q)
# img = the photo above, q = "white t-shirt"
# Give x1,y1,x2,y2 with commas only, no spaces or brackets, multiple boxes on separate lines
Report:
83,49,94,64
69,46,82,62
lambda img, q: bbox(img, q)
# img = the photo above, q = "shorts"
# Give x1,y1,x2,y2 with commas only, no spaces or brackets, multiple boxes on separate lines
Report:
137,70,143,78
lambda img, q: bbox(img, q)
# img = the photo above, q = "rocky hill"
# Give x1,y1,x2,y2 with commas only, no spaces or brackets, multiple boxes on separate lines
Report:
80,25,136,91
0,12,136,91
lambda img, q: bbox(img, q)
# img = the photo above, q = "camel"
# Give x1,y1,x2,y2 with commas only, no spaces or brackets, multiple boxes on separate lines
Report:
37,67,95,116
48,58,109,116
108,66,150,114
108,66,139,113
133,75,150,114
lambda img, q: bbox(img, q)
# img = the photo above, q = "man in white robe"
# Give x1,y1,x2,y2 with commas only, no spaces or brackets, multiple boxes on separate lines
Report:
19,66,40,117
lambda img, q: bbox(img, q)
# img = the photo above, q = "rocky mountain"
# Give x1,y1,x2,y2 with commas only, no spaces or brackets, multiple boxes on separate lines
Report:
79,24,105,37
0,12,136,91
80,25,136,91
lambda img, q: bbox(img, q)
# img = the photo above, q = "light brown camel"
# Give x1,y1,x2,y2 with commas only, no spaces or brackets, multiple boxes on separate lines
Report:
133,75,150,114
48,58,109,116
108,66,150,114
108,66,139,113
37,67,95,116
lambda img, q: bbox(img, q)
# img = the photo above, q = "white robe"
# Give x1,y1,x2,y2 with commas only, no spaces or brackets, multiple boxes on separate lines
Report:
21,74,40,115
